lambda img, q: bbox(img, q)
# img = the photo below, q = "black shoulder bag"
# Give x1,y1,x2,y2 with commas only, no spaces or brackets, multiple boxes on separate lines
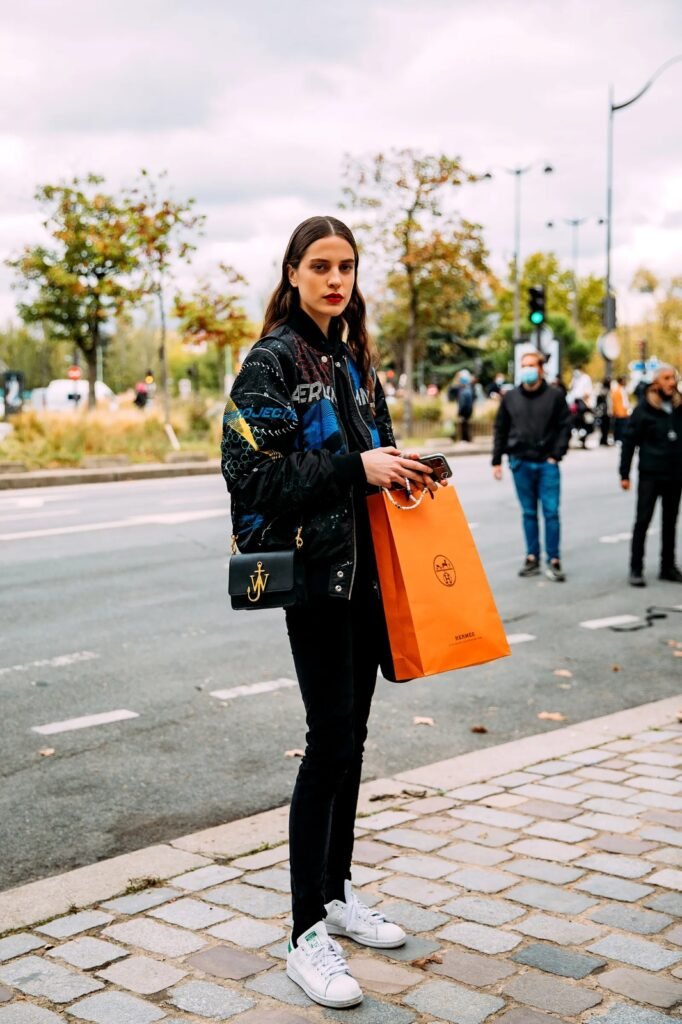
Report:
228,527,305,610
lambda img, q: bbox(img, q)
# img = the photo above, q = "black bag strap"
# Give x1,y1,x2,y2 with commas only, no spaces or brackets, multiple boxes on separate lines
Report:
609,606,682,632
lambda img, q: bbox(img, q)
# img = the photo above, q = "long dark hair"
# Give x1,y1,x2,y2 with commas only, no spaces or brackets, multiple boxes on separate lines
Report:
262,216,374,395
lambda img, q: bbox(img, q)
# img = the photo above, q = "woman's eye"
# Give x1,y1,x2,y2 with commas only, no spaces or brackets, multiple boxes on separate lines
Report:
341,265,354,273
311,264,326,271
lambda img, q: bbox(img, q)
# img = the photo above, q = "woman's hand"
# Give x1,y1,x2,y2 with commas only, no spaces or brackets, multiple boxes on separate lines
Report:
361,447,435,490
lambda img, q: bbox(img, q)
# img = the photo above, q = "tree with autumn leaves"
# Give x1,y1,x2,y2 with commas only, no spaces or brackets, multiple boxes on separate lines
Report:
342,150,488,433
375,222,493,387
7,172,207,413
172,264,255,393
127,170,204,421
8,176,142,409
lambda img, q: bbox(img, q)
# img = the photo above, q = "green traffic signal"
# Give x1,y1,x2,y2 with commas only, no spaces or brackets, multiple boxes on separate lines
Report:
528,285,546,327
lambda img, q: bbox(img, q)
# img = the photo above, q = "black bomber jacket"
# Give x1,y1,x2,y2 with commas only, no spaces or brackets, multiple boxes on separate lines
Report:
620,385,682,481
220,312,395,599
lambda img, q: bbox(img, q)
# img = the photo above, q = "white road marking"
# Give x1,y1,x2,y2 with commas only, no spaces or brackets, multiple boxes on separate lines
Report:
0,508,226,541
580,614,640,630
599,527,658,544
0,651,99,677
0,494,74,509
32,709,139,736
0,508,80,524
211,678,298,701
506,633,536,645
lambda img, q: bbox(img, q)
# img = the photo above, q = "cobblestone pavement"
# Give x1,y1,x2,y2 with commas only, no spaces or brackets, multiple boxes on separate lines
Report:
5,706,682,1021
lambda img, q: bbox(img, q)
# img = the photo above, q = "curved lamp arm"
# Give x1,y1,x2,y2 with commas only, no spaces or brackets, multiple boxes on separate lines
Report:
613,54,682,112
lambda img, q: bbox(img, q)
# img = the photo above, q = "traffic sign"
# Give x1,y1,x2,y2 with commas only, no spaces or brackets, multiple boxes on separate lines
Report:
598,332,621,361
67,366,81,381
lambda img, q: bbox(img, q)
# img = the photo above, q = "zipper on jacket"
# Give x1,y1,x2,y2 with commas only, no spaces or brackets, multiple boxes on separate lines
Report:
332,358,358,598
344,353,376,450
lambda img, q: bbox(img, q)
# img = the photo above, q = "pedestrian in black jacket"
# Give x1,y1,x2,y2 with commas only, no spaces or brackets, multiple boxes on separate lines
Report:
221,217,443,1009
492,350,572,581
620,365,682,586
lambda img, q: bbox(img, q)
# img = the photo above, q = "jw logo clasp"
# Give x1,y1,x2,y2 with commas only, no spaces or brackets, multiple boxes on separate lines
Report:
247,561,269,603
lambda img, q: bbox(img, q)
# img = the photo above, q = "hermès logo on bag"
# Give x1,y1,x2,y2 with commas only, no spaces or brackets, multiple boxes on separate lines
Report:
433,555,456,587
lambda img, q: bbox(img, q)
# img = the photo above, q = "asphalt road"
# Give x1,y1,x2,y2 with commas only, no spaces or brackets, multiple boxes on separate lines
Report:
1,447,680,891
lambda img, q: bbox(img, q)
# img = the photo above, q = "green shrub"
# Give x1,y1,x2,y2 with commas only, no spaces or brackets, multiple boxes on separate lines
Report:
389,399,442,423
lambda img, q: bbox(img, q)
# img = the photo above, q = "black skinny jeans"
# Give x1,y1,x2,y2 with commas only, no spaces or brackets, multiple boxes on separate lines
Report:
285,572,384,943
631,473,682,574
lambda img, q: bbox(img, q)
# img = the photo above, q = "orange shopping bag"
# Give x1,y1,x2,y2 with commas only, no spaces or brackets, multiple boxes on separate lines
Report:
368,483,510,681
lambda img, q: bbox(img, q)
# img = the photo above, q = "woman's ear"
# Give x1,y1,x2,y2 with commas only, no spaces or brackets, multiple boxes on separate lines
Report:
287,265,298,288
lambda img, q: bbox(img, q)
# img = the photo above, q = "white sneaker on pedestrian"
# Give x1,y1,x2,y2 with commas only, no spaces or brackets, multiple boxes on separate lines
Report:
286,920,363,1008
325,880,407,948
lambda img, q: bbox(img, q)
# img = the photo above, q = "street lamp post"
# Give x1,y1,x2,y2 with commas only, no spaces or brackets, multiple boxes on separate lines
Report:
605,56,682,330
568,217,586,330
507,163,554,340
546,217,600,331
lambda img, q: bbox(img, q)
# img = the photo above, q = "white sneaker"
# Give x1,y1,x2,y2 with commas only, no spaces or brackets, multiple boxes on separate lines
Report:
325,880,407,949
286,920,363,1008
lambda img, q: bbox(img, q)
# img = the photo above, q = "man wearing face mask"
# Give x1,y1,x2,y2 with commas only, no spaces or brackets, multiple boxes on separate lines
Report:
620,364,682,587
492,350,572,581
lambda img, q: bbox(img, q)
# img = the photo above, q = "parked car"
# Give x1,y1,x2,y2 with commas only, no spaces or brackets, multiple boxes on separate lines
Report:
39,379,117,411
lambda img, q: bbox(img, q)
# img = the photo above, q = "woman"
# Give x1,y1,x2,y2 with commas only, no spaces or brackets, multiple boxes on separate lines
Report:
221,216,438,1008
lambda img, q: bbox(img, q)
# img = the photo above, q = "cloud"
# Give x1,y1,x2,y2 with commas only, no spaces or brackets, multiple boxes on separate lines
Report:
1,0,681,329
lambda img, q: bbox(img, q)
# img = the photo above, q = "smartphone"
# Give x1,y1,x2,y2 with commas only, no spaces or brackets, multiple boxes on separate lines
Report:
419,452,452,482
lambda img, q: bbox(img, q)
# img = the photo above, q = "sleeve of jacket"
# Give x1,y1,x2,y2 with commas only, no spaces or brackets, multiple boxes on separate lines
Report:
492,397,510,466
551,392,572,461
221,343,354,516
619,403,643,480
372,371,396,447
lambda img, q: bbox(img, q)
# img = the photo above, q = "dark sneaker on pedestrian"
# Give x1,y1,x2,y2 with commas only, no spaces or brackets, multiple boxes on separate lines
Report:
518,556,540,578
659,566,682,583
545,560,565,582
629,572,646,587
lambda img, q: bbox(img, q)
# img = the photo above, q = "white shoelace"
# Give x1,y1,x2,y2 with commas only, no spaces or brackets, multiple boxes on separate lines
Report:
308,938,349,979
346,892,388,934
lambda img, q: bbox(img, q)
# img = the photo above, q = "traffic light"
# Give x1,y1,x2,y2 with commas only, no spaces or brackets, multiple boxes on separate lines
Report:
528,286,545,326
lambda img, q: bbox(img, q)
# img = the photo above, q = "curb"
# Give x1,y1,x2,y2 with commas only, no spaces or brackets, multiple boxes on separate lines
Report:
0,446,493,491
1,693,680,934
0,460,222,490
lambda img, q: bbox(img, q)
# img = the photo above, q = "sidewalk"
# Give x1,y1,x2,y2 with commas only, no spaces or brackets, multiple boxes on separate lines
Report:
0,443,492,491
4,696,682,1022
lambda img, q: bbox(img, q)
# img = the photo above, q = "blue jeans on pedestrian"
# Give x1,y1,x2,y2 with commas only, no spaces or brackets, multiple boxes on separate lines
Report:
510,457,561,563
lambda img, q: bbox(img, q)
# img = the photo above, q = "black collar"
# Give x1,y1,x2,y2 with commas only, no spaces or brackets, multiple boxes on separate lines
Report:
520,380,549,399
288,308,343,356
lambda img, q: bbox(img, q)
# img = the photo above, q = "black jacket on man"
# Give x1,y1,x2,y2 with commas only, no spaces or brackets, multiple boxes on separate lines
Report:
492,381,572,466
620,385,682,481
221,311,394,600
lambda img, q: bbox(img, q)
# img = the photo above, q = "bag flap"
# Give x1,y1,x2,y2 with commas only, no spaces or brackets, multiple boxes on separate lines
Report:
228,551,295,598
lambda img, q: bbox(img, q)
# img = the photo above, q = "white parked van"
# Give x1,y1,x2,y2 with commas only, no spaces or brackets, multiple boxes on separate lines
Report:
40,379,117,411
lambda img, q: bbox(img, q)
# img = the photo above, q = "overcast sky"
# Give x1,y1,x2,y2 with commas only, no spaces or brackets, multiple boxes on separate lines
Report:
1,0,681,328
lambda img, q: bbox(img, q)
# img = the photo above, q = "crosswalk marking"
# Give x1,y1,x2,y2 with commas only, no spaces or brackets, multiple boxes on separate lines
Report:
210,678,298,701
32,709,139,736
506,633,536,645
580,614,640,630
